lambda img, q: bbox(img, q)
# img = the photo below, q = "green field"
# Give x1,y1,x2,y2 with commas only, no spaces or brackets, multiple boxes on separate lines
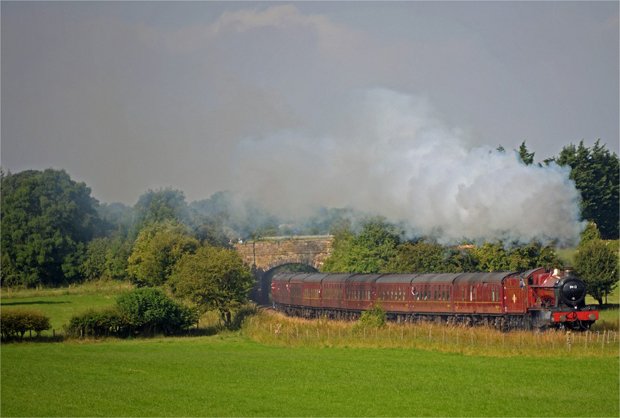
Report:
0,282,131,333
1,284,619,416
2,336,618,417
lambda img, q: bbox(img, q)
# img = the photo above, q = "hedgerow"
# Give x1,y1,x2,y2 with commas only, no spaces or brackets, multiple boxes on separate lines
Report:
65,287,198,338
65,308,128,338
1,309,51,340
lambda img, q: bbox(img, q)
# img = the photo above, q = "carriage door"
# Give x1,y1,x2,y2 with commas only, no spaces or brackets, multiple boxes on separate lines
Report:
503,277,527,314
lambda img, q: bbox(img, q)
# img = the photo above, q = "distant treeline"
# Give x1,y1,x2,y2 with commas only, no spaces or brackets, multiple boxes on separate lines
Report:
0,140,617,297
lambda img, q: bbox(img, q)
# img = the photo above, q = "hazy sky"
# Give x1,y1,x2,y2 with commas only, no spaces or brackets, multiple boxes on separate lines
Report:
2,1,618,207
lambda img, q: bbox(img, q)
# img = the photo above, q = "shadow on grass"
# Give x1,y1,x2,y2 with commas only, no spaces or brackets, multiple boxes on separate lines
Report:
1,300,70,306
1,335,65,344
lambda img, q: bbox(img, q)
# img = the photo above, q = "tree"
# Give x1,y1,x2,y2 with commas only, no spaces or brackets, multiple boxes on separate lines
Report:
127,221,199,287
1,169,102,287
386,240,446,273
133,188,189,235
322,218,401,273
471,241,561,272
580,221,601,245
574,239,619,305
517,141,535,165
170,245,254,329
81,235,132,281
553,140,619,239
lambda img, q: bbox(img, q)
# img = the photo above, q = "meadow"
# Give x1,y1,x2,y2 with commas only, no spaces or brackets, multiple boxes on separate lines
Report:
2,335,619,417
1,284,619,417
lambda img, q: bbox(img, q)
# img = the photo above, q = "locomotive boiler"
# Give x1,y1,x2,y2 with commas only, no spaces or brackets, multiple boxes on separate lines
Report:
271,268,599,330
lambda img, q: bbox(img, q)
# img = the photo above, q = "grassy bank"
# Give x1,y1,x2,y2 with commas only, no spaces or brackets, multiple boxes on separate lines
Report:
2,336,618,417
244,310,618,357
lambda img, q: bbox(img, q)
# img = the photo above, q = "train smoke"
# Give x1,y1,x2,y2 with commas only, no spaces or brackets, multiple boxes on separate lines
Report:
232,89,583,245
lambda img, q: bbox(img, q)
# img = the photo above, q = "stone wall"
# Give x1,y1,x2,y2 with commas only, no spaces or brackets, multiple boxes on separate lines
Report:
234,235,334,271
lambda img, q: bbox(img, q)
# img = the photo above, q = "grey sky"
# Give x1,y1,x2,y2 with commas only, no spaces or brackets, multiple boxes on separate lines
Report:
2,1,618,206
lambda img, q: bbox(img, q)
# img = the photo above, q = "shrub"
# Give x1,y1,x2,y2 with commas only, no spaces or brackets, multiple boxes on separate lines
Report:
1,309,51,340
229,304,258,331
357,305,386,329
116,288,198,336
65,308,128,338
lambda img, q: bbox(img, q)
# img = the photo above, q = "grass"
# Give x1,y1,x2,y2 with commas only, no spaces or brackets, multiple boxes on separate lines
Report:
2,335,618,417
1,282,619,416
0,282,131,334
245,310,618,357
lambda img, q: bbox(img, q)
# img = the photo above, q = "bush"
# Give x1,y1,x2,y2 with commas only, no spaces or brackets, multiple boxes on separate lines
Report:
1,309,51,340
65,308,128,338
116,288,198,336
356,305,386,329
229,304,258,331
65,289,198,339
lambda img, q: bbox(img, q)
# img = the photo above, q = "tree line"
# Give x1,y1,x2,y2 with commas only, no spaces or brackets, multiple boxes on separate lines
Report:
1,140,618,308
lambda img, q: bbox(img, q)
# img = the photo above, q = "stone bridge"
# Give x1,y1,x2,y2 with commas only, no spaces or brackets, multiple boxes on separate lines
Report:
234,235,334,304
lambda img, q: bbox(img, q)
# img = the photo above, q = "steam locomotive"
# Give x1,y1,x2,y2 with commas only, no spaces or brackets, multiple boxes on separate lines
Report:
271,268,599,330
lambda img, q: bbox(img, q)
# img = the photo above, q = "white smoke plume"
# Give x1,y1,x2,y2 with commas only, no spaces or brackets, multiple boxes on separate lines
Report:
232,89,584,245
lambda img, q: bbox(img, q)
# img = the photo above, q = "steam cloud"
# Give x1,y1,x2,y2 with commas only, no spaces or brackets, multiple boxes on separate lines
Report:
232,89,583,245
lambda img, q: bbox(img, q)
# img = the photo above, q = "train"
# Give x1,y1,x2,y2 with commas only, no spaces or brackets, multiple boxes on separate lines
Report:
271,268,599,330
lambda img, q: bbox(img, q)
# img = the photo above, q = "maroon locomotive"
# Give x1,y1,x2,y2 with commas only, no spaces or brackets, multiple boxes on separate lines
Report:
271,268,599,330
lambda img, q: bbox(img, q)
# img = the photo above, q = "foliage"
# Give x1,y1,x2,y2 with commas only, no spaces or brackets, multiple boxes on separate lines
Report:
0,309,50,340
170,245,254,329
553,140,619,239
81,236,132,281
64,288,197,338
386,240,447,273
323,218,401,273
580,221,601,244
132,188,190,234
115,287,198,336
1,169,102,287
127,221,199,286
443,246,480,273
574,239,619,305
471,242,561,272
188,191,280,242
517,141,535,165
356,304,386,328
65,308,127,338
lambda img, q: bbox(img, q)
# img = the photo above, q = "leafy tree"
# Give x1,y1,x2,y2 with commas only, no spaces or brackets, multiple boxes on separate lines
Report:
81,235,132,281
472,241,561,272
323,218,401,273
133,188,189,235
553,140,619,239
580,221,601,245
517,141,535,165
444,246,480,273
97,202,133,237
81,238,110,281
386,240,446,273
127,221,199,286
1,169,101,287
170,245,254,329
574,239,619,305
